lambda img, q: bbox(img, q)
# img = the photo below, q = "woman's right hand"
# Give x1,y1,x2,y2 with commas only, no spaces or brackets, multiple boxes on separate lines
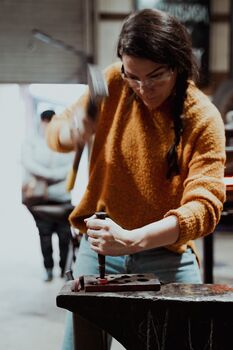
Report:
71,107,96,147
59,107,96,149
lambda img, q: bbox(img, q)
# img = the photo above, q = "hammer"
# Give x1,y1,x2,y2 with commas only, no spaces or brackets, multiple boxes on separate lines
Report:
66,64,108,191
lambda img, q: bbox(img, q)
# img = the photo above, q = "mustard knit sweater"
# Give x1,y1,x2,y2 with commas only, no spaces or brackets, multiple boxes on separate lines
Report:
47,62,226,256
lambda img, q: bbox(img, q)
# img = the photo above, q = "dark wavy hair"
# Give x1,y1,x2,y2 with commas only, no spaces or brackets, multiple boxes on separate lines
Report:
40,110,55,122
117,9,199,179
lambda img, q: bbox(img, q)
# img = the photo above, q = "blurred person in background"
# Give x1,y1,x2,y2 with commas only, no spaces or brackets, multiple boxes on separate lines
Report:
21,110,74,282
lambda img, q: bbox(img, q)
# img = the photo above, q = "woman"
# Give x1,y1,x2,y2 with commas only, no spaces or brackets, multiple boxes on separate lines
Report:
47,9,226,349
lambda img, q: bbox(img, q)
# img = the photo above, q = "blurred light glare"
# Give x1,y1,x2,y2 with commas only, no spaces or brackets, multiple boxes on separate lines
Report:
28,84,87,106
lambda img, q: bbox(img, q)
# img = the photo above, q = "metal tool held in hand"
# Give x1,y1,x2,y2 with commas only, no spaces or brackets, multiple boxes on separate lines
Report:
95,211,107,281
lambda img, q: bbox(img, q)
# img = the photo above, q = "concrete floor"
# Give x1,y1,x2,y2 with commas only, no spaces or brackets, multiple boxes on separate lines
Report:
1,203,233,350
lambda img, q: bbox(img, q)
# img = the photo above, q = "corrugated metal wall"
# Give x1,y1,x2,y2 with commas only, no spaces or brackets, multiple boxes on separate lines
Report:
0,0,96,83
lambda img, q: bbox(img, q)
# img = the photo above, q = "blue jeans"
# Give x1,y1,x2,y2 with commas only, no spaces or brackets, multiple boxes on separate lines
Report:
61,236,202,350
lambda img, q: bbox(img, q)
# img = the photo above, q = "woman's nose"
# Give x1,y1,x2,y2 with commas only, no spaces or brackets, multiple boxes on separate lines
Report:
138,82,150,94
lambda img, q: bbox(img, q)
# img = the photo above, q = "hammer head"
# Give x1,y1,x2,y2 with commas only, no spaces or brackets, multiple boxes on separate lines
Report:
86,64,109,120
87,64,109,102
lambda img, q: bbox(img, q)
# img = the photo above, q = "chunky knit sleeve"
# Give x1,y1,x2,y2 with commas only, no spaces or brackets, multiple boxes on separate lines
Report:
165,93,226,248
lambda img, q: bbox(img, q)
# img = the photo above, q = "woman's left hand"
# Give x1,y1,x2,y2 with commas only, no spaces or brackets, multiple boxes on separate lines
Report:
85,215,138,256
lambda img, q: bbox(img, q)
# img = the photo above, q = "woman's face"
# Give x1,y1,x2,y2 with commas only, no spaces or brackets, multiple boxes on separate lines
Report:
121,55,177,110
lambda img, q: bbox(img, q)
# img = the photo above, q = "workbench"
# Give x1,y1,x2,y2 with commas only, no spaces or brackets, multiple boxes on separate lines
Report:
57,282,233,350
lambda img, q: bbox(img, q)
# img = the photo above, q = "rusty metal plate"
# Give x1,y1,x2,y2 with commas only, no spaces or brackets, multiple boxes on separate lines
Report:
83,273,161,292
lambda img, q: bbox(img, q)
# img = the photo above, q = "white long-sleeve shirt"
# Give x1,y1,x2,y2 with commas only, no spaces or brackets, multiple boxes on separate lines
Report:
21,133,74,202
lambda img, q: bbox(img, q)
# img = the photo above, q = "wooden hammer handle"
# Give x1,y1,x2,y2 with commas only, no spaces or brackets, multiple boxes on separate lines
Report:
66,143,85,191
